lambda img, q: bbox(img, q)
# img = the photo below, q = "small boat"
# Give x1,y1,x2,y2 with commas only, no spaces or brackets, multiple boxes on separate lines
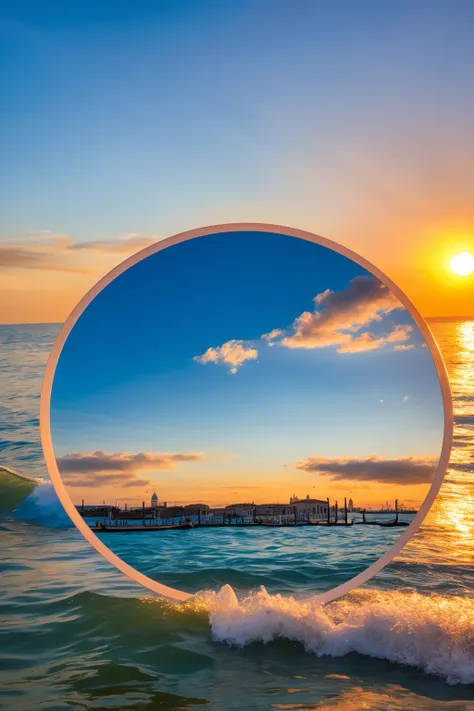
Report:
90,521,193,532
356,501,408,527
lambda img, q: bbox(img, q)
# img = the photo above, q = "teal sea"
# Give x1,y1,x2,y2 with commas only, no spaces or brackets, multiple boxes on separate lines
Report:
1,321,474,710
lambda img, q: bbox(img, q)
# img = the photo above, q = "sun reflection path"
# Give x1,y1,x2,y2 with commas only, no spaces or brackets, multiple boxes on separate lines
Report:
398,321,474,568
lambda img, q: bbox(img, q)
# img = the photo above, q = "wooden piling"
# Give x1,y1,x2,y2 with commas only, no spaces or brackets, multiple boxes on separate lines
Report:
344,497,348,525
327,497,330,525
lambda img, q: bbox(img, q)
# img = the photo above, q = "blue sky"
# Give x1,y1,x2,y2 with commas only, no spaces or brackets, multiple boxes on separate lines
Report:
50,230,444,507
2,0,473,238
1,0,474,322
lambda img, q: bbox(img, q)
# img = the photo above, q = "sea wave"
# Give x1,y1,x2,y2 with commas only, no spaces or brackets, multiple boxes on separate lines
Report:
0,465,72,527
192,585,474,685
3,467,474,687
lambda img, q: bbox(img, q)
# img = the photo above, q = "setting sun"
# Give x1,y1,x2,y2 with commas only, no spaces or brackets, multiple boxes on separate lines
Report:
450,252,474,276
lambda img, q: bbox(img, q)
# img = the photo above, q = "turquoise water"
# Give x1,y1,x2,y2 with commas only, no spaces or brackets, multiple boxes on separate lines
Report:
92,521,410,597
1,321,474,710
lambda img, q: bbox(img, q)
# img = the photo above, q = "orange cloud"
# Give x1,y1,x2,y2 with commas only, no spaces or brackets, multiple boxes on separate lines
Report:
394,343,416,351
0,233,164,324
280,276,404,352
0,233,158,274
262,328,284,343
57,450,205,475
194,339,258,373
193,276,413,373
295,455,438,485
337,324,412,353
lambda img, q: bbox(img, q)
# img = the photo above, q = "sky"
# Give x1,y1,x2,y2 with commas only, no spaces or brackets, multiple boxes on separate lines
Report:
1,0,474,323
50,230,444,508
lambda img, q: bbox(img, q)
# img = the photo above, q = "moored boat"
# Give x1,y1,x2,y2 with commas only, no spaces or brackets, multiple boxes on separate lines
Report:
90,521,194,532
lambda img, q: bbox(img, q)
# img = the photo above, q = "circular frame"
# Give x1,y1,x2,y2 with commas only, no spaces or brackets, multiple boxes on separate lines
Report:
40,223,454,603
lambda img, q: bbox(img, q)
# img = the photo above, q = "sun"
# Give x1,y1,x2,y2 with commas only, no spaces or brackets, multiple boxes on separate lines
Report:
450,252,474,276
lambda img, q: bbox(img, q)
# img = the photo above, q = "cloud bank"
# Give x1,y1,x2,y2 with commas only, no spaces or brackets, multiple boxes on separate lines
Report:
0,234,158,273
57,450,206,488
295,455,438,485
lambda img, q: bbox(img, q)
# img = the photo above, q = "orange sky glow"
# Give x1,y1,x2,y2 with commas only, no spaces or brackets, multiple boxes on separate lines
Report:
1,220,473,325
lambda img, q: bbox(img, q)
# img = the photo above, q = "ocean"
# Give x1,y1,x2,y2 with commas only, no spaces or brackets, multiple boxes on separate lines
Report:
1,320,474,710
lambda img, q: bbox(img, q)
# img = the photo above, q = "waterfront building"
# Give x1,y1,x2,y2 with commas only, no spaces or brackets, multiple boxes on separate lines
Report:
224,503,255,524
255,504,295,525
207,507,226,524
183,504,211,523
292,495,328,522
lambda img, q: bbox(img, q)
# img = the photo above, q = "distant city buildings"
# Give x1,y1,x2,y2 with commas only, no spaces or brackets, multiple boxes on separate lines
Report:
140,492,331,525
77,492,415,523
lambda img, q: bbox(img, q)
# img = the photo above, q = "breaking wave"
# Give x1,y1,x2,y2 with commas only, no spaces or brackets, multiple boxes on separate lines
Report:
2,467,474,686
0,465,72,527
197,585,474,685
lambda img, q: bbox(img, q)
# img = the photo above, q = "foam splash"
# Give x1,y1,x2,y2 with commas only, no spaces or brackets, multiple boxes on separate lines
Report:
197,585,474,685
3,467,474,686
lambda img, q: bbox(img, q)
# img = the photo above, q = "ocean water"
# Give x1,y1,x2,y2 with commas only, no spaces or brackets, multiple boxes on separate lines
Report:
1,321,474,710
87,521,413,598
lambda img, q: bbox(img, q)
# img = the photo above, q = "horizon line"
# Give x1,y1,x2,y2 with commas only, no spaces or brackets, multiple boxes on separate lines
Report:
1,315,474,328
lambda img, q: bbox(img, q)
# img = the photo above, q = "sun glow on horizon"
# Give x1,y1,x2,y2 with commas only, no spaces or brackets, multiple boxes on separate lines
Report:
450,252,474,276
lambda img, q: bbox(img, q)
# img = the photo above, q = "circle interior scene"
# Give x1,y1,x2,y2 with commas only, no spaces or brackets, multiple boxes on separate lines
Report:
49,230,445,598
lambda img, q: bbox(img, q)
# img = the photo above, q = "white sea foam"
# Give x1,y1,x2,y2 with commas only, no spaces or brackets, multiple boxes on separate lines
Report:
4,467,474,685
0,464,44,484
200,585,474,685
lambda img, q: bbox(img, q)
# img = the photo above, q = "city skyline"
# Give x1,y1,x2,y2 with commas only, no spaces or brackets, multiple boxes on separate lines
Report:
76,489,420,512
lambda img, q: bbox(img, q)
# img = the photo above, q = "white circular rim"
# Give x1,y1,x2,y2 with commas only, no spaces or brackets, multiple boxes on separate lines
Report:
40,223,454,604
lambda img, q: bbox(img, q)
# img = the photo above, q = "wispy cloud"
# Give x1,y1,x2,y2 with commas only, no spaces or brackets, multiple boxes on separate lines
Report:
62,470,151,489
56,450,235,491
262,328,284,344
69,235,157,253
56,450,205,475
0,233,159,273
220,485,261,490
394,343,415,351
294,455,438,485
0,244,92,273
193,339,258,374
337,324,412,353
